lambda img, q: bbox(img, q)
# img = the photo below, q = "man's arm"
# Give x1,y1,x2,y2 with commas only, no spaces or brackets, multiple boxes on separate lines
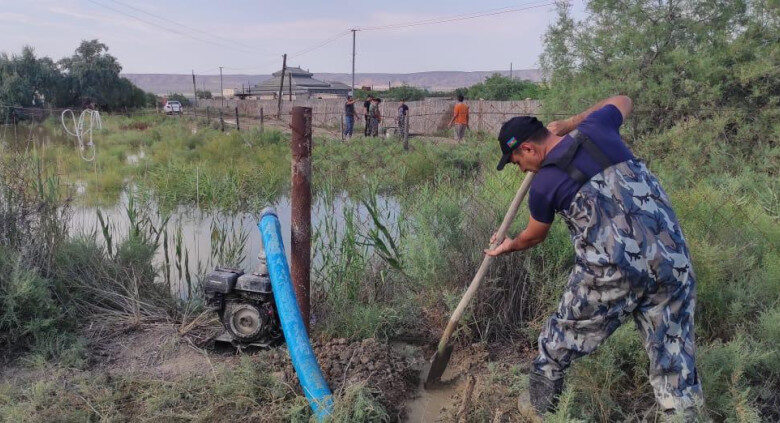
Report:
484,216,551,256
547,95,633,136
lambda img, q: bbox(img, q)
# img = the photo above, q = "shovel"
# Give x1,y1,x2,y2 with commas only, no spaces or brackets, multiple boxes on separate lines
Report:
424,171,535,389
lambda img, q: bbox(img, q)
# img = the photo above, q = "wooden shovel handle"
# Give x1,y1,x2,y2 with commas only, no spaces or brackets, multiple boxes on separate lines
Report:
436,171,536,352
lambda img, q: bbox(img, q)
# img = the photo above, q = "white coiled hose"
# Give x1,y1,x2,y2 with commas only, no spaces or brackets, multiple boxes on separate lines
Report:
61,109,101,162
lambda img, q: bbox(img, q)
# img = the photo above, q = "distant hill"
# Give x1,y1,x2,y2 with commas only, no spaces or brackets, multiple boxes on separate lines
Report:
123,69,541,96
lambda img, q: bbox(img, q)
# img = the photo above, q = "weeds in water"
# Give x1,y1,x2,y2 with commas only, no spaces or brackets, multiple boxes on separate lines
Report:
359,192,403,271
209,216,249,268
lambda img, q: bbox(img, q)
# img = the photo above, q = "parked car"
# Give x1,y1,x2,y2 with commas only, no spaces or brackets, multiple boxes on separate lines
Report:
163,101,182,114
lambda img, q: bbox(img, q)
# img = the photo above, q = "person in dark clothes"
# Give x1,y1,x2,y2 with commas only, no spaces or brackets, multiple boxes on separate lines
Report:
363,95,373,136
343,96,358,139
485,96,703,419
369,98,382,137
397,99,409,138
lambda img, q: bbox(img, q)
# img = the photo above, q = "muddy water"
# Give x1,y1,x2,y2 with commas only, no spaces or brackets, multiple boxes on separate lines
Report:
404,367,465,422
1,123,70,151
3,123,404,298
70,191,401,299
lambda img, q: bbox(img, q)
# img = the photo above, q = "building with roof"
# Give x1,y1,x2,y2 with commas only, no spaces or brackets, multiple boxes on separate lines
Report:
247,67,351,100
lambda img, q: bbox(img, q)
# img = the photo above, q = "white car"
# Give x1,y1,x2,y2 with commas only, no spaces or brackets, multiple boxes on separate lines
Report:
163,101,182,114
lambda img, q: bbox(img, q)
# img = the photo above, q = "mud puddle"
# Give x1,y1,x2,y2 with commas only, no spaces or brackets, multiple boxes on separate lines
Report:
404,369,465,422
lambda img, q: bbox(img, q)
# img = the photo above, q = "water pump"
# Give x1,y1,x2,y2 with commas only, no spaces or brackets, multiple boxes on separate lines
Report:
204,259,282,347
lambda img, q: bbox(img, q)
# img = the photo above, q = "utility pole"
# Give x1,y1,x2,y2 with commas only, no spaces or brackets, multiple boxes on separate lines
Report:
290,106,312,330
510,62,513,79
219,66,224,107
277,54,286,119
191,70,197,103
351,29,357,96
289,71,293,101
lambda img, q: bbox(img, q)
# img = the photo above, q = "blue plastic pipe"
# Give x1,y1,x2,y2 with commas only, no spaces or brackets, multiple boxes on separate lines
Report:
258,208,333,420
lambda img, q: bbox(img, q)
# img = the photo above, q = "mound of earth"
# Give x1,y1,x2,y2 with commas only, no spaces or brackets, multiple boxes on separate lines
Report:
262,337,424,420
88,323,222,378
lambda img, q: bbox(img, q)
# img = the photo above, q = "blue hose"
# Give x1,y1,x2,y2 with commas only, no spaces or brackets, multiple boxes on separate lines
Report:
258,208,333,420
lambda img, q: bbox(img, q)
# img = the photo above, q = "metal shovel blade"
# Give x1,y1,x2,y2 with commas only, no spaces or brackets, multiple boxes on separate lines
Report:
423,343,454,389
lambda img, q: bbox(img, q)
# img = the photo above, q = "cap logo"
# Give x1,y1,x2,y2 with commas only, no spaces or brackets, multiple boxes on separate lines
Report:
506,136,518,149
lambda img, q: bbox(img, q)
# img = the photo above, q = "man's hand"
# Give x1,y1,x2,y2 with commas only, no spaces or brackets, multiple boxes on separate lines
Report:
484,217,551,257
547,119,575,136
484,236,515,257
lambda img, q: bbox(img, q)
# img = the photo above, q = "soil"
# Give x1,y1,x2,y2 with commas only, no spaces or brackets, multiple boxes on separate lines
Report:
81,322,479,421
89,322,220,378
1,321,539,422
260,337,426,420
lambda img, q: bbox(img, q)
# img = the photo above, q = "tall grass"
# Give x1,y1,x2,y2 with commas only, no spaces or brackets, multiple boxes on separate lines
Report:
0,152,179,363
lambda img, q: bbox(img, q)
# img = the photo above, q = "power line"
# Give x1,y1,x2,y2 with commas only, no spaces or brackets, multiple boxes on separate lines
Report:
288,30,352,60
105,0,262,52
88,1,556,76
85,0,260,56
357,1,555,31
217,30,353,73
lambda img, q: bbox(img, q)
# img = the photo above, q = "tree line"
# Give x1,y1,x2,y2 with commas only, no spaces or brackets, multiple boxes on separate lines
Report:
349,75,546,102
0,40,154,114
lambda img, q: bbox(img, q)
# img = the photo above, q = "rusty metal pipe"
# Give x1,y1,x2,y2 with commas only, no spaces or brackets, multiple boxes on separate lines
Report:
290,106,312,330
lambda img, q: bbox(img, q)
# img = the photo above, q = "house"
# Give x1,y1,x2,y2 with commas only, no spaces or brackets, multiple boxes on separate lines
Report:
222,88,237,98
250,67,351,100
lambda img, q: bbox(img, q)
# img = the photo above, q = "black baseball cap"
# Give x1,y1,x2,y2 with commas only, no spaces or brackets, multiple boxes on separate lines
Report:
496,116,545,171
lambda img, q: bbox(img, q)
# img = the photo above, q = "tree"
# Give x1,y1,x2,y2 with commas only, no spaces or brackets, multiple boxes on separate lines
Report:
0,46,65,109
166,93,190,106
383,85,429,101
195,90,212,99
466,75,545,100
58,39,148,110
539,0,779,132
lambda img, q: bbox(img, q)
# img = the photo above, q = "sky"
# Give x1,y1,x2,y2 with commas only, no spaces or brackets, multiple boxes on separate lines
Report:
0,0,587,75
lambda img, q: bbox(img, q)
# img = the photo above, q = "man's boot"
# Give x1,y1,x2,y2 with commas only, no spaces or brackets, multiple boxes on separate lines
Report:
529,370,564,415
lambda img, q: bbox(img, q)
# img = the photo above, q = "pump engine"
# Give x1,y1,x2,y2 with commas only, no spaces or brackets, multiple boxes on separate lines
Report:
204,266,282,347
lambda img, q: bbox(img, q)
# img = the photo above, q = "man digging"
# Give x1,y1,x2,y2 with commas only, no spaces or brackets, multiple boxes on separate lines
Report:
484,96,704,418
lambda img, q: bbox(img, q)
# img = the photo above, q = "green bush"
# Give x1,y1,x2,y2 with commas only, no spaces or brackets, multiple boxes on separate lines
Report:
466,74,546,100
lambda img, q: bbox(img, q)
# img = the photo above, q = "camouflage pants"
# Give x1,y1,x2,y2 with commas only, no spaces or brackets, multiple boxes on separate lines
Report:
533,159,703,412
369,117,380,137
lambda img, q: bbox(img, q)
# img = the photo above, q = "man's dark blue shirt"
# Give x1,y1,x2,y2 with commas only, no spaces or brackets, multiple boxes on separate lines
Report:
528,105,634,224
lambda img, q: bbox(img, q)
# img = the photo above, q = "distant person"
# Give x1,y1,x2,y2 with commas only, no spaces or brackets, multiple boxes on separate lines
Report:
363,95,373,136
397,99,409,138
343,96,358,139
369,98,382,137
449,94,469,141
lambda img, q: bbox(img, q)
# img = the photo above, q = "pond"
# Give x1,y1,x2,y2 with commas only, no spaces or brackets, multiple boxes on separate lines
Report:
3,122,405,299
2,122,71,151
70,190,402,299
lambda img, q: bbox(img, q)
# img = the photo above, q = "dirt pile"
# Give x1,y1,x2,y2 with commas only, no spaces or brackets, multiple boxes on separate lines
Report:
263,338,423,419
88,323,220,378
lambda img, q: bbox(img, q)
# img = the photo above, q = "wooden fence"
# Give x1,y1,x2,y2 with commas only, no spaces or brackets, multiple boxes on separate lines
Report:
194,98,542,136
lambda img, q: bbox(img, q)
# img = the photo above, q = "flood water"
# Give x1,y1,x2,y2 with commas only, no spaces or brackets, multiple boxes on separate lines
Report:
4,123,404,299
1,123,69,151
70,190,401,299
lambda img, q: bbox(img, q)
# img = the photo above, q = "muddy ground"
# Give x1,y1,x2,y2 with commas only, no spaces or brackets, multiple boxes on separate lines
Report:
1,321,541,422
